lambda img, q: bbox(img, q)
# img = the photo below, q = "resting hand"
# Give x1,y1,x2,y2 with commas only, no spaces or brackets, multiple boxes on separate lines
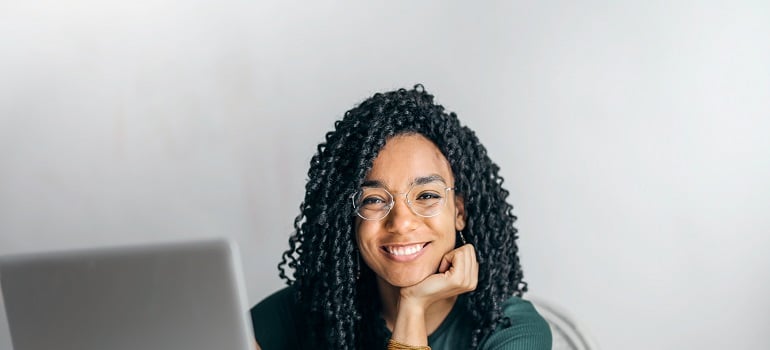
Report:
399,244,479,309
389,244,478,346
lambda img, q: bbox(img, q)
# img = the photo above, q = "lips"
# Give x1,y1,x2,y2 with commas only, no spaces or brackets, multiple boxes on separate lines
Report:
382,242,430,257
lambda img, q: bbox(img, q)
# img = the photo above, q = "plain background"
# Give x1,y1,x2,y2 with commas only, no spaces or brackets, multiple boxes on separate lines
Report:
1,1,769,349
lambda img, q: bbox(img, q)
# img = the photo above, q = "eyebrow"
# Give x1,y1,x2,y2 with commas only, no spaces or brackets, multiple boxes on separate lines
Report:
361,174,448,188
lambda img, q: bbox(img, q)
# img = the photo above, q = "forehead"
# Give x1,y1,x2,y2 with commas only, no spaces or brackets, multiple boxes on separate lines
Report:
365,133,454,187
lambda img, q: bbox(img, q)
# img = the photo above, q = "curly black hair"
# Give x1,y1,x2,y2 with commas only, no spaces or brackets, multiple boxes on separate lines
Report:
277,85,526,349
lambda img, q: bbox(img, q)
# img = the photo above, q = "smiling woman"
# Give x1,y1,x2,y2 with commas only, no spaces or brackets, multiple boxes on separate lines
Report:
250,85,551,350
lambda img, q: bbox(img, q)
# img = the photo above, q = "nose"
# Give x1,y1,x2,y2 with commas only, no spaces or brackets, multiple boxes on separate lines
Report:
384,194,418,234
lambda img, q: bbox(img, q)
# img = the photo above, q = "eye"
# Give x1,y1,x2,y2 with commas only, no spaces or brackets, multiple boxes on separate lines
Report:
361,196,387,206
416,191,442,201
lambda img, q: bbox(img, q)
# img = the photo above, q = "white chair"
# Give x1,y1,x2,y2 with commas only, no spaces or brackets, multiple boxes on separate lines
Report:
527,297,599,350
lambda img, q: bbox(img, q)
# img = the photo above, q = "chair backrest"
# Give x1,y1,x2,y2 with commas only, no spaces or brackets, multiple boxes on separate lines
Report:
527,297,599,350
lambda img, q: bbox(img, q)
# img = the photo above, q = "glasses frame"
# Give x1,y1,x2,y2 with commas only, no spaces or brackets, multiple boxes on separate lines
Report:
350,185,455,221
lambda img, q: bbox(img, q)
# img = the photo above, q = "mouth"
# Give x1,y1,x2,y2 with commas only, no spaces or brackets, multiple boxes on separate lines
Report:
381,242,430,261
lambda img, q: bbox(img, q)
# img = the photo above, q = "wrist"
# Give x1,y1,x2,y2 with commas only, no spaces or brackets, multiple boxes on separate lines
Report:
392,296,428,346
395,297,426,322
398,288,432,311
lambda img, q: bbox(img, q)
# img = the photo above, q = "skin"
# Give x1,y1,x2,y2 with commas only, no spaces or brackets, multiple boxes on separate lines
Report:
356,133,478,346
255,133,479,349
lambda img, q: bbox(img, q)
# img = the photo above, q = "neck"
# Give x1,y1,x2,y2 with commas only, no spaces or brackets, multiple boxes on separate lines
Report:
377,277,458,335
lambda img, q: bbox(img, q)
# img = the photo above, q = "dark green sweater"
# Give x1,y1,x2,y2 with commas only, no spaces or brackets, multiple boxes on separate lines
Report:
251,286,552,349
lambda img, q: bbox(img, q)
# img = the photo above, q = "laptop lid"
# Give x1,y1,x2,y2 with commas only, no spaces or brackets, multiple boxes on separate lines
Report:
0,238,254,350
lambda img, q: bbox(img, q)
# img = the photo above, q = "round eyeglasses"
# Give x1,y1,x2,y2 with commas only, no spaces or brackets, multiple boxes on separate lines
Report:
350,183,455,221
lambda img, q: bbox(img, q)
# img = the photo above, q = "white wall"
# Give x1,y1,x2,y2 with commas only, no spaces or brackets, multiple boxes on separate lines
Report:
1,1,769,349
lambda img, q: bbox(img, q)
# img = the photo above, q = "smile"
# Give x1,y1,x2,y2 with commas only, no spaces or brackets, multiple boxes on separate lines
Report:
381,242,430,261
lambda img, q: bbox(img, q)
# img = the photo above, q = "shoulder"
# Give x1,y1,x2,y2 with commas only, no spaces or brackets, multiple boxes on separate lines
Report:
251,285,297,316
250,285,303,350
479,296,552,350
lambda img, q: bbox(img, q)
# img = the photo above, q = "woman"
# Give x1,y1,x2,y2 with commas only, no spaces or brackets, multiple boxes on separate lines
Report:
251,85,551,349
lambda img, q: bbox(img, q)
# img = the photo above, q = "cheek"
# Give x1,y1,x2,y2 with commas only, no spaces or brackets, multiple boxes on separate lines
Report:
437,218,460,245
355,221,378,249
354,224,381,269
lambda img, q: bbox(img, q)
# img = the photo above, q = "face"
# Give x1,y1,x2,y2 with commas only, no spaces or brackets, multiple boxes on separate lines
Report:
355,133,466,288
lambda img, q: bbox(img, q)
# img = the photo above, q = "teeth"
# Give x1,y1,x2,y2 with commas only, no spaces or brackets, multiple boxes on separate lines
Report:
385,243,424,256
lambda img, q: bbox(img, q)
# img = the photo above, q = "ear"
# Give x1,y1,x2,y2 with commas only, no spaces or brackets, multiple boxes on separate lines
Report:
454,194,466,231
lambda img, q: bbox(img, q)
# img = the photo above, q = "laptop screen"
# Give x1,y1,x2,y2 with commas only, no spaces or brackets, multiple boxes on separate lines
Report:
0,239,254,350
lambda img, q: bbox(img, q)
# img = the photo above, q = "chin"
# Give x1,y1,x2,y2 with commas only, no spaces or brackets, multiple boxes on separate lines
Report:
383,270,434,288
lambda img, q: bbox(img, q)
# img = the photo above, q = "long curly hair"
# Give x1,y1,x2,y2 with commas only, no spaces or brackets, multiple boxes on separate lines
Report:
278,85,526,349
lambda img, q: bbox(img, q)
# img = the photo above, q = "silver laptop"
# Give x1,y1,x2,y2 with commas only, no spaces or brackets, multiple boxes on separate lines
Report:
0,238,254,350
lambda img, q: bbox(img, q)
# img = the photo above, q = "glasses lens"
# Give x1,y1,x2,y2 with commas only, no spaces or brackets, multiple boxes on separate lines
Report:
407,184,447,217
353,187,392,220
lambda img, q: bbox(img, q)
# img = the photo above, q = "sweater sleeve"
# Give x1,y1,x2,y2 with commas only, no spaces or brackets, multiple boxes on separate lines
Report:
480,297,552,350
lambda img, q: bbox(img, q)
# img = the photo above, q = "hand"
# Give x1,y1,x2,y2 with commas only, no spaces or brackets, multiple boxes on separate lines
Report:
389,244,479,346
399,244,479,311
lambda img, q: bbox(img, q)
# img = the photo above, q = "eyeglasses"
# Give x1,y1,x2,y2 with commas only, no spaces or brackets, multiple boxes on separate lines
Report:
350,183,455,221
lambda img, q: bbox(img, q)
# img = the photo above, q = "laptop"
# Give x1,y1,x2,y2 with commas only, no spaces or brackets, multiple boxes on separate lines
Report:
0,238,255,350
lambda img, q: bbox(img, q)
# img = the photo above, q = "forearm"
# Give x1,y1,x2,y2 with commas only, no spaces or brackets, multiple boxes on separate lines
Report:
390,300,428,346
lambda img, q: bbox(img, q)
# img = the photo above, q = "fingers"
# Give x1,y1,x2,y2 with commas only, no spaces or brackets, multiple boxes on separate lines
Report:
469,246,478,290
440,244,478,292
438,253,452,273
